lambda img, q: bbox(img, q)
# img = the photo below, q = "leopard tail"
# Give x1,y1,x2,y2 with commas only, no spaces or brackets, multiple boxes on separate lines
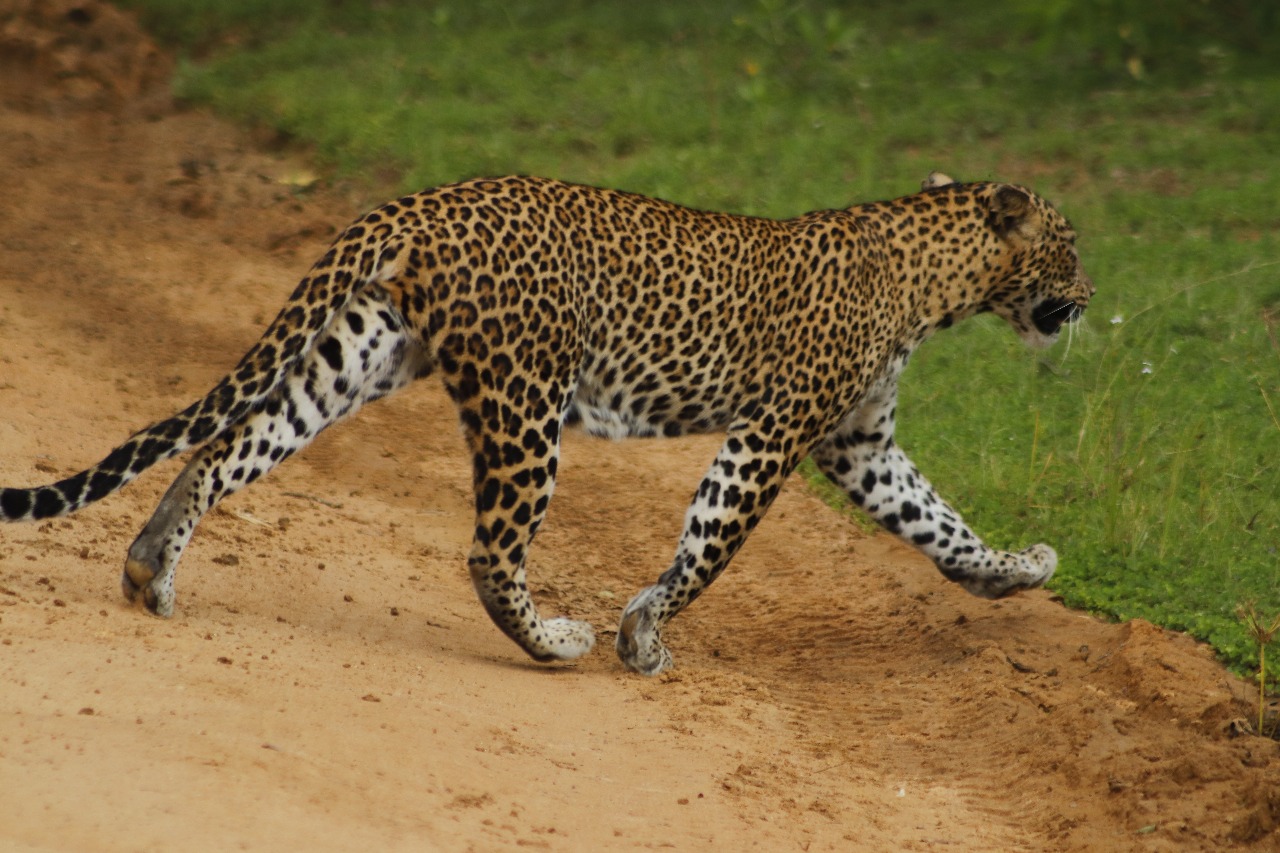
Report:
0,220,390,521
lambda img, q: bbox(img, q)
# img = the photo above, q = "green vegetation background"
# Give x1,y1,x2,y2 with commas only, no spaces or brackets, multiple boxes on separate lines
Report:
119,0,1280,677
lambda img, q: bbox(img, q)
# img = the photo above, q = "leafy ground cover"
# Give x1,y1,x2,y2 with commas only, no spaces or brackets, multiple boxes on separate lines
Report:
119,0,1280,677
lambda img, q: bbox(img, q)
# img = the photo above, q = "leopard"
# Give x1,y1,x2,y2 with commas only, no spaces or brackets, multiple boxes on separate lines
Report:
0,171,1093,675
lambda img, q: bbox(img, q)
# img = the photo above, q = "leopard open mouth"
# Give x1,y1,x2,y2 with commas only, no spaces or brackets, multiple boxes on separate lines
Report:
1032,297,1083,336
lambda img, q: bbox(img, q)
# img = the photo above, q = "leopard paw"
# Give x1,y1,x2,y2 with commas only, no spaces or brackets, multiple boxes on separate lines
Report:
122,555,175,617
615,586,674,676
538,617,596,661
960,543,1057,599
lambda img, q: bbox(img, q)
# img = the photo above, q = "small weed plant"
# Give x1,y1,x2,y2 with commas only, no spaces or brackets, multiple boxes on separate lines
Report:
1236,602,1280,737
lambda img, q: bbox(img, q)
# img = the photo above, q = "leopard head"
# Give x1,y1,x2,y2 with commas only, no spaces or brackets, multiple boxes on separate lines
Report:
981,183,1095,349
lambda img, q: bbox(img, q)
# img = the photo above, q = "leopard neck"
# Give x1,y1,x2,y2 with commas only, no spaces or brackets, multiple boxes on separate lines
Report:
848,186,1007,346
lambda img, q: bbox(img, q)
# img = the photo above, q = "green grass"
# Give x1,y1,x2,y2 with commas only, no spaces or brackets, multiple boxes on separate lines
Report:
119,0,1280,677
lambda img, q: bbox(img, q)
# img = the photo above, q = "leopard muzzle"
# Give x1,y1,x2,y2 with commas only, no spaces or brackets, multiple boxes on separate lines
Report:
1031,297,1084,337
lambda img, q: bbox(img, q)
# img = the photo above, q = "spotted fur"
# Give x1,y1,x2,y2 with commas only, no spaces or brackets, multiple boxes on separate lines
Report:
0,172,1093,674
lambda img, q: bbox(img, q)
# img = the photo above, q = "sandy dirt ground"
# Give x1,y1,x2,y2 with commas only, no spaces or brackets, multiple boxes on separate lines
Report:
1,4,1277,851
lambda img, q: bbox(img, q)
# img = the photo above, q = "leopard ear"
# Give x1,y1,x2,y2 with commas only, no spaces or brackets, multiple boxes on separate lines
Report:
921,171,956,190
989,185,1039,244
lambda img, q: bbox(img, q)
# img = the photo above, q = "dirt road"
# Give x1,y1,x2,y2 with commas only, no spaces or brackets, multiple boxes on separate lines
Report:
1,4,1276,850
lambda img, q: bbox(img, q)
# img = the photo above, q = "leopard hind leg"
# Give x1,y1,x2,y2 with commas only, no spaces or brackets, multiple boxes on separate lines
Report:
123,288,431,615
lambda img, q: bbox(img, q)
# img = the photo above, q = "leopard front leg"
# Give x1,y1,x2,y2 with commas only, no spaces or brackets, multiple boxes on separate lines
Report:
810,391,1056,598
616,428,801,675
452,381,595,664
